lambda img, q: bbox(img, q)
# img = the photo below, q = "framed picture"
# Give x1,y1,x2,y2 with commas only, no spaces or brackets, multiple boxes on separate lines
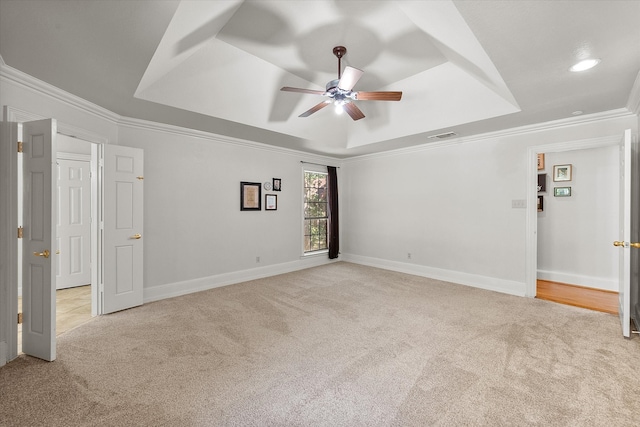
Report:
537,174,546,192
554,187,571,197
537,153,545,170
272,178,281,191
537,195,544,212
240,182,261,211
265,194,277,210
553,164,572,182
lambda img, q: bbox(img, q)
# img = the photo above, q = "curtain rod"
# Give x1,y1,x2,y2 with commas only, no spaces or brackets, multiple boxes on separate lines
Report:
300,161,340,168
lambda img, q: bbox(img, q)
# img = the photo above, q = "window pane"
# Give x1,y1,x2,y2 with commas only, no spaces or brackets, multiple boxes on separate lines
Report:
304,171,329,253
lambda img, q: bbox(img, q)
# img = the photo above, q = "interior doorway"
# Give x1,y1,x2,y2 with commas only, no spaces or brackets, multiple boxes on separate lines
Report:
17,133,95,354
527,135,623,309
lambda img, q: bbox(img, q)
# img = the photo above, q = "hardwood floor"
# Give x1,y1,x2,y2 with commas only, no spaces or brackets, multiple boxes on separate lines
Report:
536,280,618,314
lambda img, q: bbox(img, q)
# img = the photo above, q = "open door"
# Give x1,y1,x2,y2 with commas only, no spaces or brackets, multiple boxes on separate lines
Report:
615,129,636,338
102,144,144,314
21,119,57,361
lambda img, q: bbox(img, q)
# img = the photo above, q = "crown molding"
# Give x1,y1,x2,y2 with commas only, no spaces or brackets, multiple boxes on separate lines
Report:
344,108,635,163
1,63,341,164
0,62,119,124
118,116,342,165
626,70,640,115
2,60,634,166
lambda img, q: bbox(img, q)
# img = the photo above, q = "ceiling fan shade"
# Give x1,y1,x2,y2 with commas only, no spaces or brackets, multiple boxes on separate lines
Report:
280,46,402,121
337,66,364,91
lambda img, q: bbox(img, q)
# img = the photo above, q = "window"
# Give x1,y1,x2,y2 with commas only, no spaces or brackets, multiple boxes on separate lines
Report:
303,170,328,253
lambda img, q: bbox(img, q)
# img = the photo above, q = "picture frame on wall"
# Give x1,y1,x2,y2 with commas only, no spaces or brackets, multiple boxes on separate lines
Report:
265,194,277,210
273,178,282,191
537,195,544,212
537,174,546,192
240,182,261,211
553,164,572,182
554,187,571,197
537,153,545,170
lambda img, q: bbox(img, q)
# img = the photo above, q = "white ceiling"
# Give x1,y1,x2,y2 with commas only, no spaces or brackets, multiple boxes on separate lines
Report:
1,0,639,157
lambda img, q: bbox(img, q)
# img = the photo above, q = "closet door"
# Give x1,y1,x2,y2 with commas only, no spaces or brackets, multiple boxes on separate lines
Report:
102,144,144,314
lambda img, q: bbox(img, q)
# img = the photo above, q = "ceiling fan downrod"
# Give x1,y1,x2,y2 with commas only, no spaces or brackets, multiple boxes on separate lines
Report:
333,46,347,79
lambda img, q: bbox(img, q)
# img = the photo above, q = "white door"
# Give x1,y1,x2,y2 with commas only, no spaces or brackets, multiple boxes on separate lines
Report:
56,158,91,289
21,119,57,361
615,129,634,338
102,144,144,314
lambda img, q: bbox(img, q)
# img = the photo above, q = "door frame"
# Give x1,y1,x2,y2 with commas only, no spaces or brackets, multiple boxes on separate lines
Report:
2,106,107,362
525,134,622,298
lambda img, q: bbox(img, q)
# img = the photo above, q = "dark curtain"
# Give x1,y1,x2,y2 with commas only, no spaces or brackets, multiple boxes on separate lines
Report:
327,166,339,259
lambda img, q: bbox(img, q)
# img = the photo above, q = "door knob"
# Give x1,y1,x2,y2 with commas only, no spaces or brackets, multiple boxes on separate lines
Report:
33,249,50,258
130,233,142,240
613,241,640,248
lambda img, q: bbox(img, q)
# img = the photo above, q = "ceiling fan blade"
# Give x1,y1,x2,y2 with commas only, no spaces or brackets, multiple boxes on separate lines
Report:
355,91,403,101
338,66,364,91
299,101,331,117
343,102,365,121
281,87,326,96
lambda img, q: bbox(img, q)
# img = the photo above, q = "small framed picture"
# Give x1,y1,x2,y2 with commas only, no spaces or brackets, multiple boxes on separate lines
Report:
537,153,545,170
554,187,571,197
240,182,261,211
272,178,281,191
553,164,572,182
265,194,277,210
537,195,544,212
537,174,546,193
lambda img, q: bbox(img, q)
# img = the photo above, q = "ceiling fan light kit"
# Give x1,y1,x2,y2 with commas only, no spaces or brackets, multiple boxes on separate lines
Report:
281,46,402,121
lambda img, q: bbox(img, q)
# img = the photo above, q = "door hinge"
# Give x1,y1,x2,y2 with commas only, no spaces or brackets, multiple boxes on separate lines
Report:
17,141,23,153
17,312,23,324
17,226,23,239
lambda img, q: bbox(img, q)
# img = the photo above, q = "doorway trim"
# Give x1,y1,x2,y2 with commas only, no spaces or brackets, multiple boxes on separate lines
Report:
526,134,623,298
3,105,107,361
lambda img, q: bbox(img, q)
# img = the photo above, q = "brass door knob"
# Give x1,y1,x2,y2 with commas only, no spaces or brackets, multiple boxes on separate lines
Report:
33,249,50,258
130,233,142,240
614,241,640,248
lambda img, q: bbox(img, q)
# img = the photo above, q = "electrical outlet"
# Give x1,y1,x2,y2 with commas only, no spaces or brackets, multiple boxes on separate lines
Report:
407,253,412,259
256,256,260,263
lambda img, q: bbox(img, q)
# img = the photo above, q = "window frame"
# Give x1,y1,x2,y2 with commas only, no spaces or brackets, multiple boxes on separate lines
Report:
302,166,329,255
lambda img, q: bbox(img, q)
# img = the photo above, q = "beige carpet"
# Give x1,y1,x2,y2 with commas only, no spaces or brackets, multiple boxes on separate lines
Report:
1,262,639,426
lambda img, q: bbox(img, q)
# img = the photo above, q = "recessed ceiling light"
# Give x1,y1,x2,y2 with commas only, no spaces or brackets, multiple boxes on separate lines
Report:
572,110,583,116
569,59,600,72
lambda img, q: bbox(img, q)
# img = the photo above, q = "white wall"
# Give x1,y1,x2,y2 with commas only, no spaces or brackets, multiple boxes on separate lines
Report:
341,115,638,296
117,123,341,300
537,147,619,290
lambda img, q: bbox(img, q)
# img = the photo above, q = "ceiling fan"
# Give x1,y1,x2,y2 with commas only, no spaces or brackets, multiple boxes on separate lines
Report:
281,46,402,121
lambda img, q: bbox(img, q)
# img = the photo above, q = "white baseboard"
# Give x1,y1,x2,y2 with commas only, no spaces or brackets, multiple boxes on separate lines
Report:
536,270,617,292
342,254,526,297
143,256,339,303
